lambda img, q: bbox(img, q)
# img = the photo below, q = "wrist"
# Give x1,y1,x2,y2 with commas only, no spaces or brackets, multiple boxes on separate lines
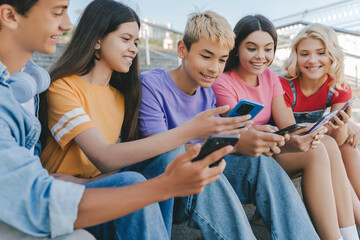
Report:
181,121,199,141
148,173,175,201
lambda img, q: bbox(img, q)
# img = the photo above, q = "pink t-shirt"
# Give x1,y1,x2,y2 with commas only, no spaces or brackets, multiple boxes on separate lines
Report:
212,68,284,125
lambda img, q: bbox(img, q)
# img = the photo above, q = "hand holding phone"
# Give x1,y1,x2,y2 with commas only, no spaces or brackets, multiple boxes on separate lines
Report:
192,134,239,167
226,99,264,119
274,123,307,136
331,96,358,123
306,110,339,134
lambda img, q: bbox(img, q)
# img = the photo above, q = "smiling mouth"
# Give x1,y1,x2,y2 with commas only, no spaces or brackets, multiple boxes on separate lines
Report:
124,56,134,64
200,72,216,80
250,62,266,68
305,66,322,71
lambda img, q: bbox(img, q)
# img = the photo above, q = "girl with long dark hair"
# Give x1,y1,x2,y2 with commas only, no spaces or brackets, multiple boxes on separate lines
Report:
39,0,250,238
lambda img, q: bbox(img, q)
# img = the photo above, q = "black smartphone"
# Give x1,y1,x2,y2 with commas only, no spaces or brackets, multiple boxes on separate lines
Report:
274,123,306,136
226,99,264,119
192,134,239,167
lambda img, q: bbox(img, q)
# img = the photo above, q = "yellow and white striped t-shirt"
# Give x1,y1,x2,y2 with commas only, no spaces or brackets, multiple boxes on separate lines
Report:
40,75,124,178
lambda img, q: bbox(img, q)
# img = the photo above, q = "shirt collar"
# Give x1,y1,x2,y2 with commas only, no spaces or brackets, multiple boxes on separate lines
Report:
0,61,10,84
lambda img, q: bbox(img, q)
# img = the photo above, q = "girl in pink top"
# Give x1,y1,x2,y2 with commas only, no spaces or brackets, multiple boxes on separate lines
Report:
213,15,358,239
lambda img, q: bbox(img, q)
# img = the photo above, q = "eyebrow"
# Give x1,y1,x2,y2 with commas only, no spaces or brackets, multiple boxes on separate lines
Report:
299,48,325,51
53,5,68,10
121,33,139,40
201,49,228,58
245,41,274,46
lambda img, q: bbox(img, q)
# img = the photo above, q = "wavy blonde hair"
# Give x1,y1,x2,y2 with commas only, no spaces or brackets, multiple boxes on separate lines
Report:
284,23,345,90
183,10,235,51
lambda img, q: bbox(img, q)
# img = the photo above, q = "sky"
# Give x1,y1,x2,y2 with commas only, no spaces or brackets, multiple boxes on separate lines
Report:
68,0,344,32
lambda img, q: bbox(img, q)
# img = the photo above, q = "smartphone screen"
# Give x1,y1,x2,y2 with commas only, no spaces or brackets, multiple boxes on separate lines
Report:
192,134,239,167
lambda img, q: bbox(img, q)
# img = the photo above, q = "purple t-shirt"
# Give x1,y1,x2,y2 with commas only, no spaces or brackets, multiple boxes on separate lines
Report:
139,68,217,143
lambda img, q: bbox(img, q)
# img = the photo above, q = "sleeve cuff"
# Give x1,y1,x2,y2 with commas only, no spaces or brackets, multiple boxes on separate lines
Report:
49,180,85,238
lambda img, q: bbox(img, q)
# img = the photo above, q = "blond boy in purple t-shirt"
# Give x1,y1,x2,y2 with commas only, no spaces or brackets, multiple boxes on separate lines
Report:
139,10,319,239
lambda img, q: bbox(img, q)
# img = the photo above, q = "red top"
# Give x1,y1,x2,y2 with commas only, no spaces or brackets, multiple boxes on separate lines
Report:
279,76,352,112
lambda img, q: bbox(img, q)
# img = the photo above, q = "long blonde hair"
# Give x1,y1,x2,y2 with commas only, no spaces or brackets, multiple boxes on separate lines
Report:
284,23,345,90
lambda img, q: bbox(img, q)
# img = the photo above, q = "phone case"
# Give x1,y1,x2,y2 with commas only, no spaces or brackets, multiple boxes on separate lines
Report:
192,134,239,167
307,110,339,134
274,124,306,135
332,96,358,122
340,96,358,112
226,99,264,119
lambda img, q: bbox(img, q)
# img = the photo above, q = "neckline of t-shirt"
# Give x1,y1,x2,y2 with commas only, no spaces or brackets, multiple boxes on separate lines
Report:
165,70,201,99
73,75,111,90
295,76,330,99
230,69,262,89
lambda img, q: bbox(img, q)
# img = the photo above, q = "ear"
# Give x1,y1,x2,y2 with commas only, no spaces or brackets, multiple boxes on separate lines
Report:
0,4,20,30
95,40,101,50
177,40,188,59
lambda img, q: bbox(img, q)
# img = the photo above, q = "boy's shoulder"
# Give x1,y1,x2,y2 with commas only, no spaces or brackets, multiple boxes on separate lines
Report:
140,68,175,94
140,68,169,82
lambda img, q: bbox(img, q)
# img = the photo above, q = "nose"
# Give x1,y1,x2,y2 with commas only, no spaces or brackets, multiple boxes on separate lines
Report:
207,60,219,74
129,43,138,54
256,49,265,59
60,14,73,32
308,54,317,63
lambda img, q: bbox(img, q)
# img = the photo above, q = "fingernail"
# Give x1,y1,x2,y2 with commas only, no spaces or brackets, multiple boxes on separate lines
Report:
226,146,234,152
193,144,201,151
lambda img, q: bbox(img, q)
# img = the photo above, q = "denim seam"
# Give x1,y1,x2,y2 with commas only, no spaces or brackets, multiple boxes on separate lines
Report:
224,170,256,184
225,170,281,239
192,208,226,240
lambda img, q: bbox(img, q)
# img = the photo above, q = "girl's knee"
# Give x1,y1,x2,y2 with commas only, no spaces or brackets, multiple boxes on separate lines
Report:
120,171,147,185
303,143,331,169
321,135,338,149
87,171,147,188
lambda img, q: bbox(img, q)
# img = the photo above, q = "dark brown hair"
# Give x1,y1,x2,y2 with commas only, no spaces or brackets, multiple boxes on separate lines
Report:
39,0,141,147
225,15,277,72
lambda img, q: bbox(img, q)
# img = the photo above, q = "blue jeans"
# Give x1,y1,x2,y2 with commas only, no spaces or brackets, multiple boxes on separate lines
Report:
224,154,319,240
118,147,184,237
120,147,257,239
85,172,168,240
173,174,256,239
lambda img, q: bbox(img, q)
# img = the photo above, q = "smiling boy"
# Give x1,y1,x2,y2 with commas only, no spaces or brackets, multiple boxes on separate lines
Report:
139,10,319,239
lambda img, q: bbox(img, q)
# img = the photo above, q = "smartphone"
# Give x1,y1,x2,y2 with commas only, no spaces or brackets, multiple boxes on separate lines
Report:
306,110,339,134
331,96,358,123
192,134,239,167
274,123,307,136
226,99,264,119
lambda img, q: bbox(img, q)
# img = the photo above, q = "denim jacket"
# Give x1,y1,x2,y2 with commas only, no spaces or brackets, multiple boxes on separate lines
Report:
0,62,85,238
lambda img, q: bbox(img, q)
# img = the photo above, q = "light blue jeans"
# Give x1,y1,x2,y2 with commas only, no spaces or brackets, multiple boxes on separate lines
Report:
121,146,257,240
85,172,169,240
224,154,320,240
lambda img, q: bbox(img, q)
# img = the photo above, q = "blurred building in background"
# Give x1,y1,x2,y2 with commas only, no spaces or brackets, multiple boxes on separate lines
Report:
272,0,360,90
